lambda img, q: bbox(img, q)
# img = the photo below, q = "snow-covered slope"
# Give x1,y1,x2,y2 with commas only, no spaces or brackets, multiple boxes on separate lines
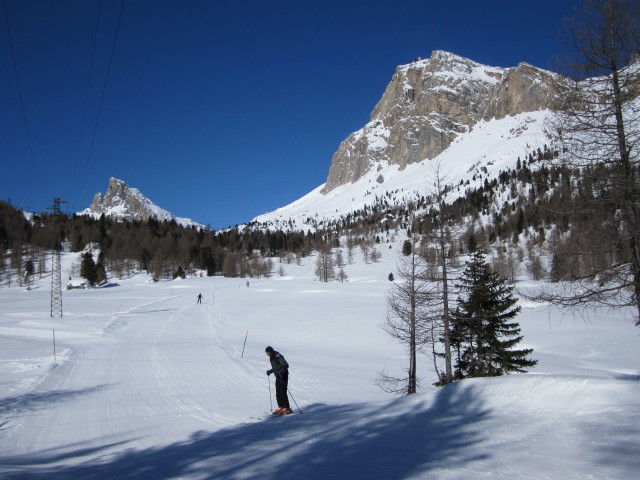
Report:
254,110,552,231
323,51,560,193
0,240,638,479
249,52,562,233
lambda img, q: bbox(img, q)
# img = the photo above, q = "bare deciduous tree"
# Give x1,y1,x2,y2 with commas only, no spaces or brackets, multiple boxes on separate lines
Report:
426,162,457,384
314,244,335,282
379,236,438,395
337,267,348,283
543,0,640,325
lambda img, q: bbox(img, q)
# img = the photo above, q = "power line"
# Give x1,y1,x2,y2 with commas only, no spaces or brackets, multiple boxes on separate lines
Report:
3,0,126,210
75,0,126,206
2,0,45,205
71,0,103,200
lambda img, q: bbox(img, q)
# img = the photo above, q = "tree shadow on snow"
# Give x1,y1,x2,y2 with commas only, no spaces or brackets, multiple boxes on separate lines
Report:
1,382,491,480
591,376,640,474
0,384,110,417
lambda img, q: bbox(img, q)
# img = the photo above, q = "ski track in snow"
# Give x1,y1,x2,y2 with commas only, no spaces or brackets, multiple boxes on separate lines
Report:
0,248,639,479
0,283,263,465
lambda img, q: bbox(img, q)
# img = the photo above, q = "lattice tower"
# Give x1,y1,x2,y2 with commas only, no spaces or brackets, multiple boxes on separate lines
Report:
49,198,67,318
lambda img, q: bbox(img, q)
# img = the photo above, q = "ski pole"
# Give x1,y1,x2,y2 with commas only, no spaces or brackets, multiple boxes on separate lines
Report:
268,375,273,411
287,385,302,414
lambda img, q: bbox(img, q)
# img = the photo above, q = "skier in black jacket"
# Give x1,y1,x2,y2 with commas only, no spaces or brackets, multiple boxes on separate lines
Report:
265,346,291,414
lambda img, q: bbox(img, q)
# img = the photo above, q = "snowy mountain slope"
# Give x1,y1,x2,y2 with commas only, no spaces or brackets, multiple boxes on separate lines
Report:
323,51,560,193
253,53,640,236
248,52,563,233
80,177,203,229
254,110,553,231
0,240,638,479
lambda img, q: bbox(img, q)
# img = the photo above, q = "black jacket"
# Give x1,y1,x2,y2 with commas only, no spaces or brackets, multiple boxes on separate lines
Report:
269,351,289,378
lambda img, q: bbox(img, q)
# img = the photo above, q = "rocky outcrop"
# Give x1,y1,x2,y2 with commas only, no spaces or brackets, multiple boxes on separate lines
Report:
323,51,563,192
85,178,157,221
82,177,202,228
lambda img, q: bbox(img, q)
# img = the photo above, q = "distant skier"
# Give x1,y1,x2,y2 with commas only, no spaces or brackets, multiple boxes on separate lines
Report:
197,293,203,304
265,346,292,415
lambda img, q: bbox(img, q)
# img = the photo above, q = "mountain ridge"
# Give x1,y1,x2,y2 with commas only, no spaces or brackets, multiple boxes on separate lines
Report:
252,50,561,232
79,52,561,233
80,177,203,229
322,50,562,193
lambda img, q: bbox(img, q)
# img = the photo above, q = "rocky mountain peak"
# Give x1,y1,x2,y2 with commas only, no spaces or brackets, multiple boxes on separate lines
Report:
322,50,563,192
90,177,130,211
81,177,203,228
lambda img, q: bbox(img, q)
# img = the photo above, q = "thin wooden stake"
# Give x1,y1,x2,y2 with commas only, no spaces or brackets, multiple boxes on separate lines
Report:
241,329,248,358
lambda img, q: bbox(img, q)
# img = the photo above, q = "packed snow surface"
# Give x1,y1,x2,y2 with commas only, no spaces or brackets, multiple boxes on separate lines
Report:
1,243,639,479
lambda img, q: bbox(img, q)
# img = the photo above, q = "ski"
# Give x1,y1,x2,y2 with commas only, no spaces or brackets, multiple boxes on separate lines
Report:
251,411,297,420
272,411,296,417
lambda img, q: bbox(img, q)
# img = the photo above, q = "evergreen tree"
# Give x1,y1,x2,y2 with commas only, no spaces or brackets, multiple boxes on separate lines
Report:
451,250,537,378
173,265,186,279
96,251,107,284
402,239,412,256
24,259,34,277
24,259,34,289
467,234,478,253
80,252,98,285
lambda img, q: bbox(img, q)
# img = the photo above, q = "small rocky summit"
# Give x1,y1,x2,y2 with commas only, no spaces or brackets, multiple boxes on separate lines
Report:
322,51,562,192
82,177,202,228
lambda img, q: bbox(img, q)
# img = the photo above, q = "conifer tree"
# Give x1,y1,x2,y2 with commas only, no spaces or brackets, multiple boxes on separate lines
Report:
173,265,186,279
80,252,98,285
402,240,412,256
96,251,107,284
24,259,34,289
451,250,537,378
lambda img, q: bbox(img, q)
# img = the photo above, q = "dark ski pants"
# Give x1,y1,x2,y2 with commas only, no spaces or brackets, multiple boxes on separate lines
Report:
275,372,290,409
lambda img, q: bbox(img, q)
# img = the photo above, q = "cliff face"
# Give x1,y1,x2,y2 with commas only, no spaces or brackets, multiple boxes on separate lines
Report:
323,51,562,192
85,178,161,221
82,177,202,228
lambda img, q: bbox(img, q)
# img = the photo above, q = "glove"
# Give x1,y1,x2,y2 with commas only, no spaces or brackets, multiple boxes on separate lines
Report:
267,369,272,376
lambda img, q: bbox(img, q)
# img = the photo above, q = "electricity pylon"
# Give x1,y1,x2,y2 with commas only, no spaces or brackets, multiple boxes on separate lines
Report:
49,198,67,318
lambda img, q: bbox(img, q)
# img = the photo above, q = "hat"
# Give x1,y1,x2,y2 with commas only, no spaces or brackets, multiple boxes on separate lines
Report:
265,346,274,353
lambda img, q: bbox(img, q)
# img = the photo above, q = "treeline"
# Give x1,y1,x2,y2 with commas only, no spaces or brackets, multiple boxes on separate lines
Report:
0,205,329,281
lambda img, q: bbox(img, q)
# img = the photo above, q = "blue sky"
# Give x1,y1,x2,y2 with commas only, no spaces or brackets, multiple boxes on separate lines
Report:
1,0,581,229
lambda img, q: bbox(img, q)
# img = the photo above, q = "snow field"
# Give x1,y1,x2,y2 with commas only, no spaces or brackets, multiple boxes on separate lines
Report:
0,244,639,479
